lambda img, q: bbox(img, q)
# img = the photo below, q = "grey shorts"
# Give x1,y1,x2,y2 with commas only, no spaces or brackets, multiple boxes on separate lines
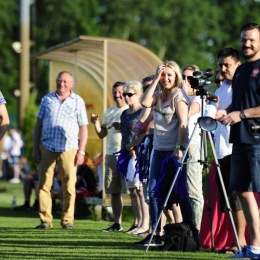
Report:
104,154,128,194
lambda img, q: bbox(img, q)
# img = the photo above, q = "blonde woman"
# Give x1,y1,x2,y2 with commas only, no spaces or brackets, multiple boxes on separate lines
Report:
136,61,191,246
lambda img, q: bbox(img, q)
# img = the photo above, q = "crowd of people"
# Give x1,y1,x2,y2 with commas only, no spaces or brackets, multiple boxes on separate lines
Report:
90,21,260,259
1,21,260,259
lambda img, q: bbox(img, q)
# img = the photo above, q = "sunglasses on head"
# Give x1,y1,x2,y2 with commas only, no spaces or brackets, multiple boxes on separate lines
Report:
142,77,154,83
214,79,223,84
123,92,136,97
182,75,193,82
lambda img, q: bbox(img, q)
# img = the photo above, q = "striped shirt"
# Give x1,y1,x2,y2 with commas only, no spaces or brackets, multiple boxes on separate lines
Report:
37,91,88,152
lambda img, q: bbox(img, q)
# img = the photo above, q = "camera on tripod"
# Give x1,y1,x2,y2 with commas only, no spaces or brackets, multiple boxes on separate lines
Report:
189,68,218,131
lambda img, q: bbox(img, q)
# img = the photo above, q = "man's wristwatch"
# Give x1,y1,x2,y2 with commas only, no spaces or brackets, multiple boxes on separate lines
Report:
240,110,247,120
175,144,185,151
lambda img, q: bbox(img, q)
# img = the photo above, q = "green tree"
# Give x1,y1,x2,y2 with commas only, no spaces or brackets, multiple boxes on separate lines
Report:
0,1,19,122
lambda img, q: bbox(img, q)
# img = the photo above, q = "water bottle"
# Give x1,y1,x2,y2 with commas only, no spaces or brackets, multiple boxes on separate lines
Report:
11,196,16,210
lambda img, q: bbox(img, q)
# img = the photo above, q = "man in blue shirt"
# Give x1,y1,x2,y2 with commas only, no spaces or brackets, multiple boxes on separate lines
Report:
33,71,88,229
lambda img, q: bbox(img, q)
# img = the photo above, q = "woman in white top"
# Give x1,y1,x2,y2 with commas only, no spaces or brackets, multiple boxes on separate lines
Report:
182,65,204,231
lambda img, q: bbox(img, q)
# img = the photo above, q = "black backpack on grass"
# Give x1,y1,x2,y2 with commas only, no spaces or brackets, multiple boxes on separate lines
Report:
162,223,199,252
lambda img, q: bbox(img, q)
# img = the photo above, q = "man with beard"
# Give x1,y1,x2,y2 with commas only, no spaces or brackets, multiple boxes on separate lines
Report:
91,82,128,232
217,22,260,258
214,48,247,255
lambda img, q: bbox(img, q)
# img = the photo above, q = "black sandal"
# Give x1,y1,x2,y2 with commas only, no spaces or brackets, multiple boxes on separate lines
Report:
219,241,240,255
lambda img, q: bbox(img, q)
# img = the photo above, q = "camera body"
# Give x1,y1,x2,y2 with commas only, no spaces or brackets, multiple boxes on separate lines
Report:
190,77,211,89
190,69,216,102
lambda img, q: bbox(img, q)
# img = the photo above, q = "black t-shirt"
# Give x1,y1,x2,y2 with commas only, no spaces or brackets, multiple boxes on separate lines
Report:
230,59,260,144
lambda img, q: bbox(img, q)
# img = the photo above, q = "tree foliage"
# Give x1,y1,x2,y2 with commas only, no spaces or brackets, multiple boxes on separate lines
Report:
1,0,260,163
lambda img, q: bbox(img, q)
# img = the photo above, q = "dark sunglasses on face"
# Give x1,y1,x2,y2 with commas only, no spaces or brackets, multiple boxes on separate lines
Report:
214,79,223,84
123,92,136,97
182,74,193,82
142,77,154,83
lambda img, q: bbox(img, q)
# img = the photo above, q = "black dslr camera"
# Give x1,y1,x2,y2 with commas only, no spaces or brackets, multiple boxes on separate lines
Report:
190,69,217,101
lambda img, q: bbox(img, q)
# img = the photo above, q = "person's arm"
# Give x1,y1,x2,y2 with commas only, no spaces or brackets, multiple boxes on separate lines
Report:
141,64,164,108
216,104,232,121
0,104,10,140
221,105,260,126
188,102,200,118
126,132,147,152
75,125,88,167
90,114,107,139
174,100,189,159
32,119,43,164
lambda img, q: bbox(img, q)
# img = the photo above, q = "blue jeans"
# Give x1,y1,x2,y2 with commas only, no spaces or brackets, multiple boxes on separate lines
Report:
148,149,193,232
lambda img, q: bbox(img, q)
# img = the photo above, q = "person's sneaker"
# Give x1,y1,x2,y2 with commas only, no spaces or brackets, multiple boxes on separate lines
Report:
62,224,74,229
134,234,163,247
35,223,51,229
14,204,31,211
125,224,138,234
9,178,21,184
230,246,260,259
102,223,122,232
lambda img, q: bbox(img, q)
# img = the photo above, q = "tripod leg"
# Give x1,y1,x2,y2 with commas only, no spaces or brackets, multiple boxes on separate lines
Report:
206,131,242,252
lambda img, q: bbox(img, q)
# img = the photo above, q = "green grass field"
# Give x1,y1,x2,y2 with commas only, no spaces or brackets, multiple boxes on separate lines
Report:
0,181,229,259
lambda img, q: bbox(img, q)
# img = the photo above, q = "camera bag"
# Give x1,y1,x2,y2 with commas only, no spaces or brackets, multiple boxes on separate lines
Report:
162,223,198,252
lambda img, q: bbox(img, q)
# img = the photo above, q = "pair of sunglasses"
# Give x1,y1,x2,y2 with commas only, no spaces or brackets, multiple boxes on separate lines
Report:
182,75,193,82
123,92,136,97
142,77,154,83
214,79,223,84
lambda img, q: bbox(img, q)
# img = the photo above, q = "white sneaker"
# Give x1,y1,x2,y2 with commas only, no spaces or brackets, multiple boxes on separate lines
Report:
9,178,21,184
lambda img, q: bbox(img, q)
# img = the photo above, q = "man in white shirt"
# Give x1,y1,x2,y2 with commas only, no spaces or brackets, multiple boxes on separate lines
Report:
91,81,128,232
215,47,246,254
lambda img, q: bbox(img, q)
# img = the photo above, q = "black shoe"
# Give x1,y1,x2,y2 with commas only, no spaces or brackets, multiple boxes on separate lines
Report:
62,224,74,229
134,234,163,247
35,223,51,229
14,205,31,211
102,223,122,232
125,224,138,233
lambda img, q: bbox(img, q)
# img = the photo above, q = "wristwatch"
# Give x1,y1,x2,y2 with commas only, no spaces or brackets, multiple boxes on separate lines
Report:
240,110,247,120
175,144,185,151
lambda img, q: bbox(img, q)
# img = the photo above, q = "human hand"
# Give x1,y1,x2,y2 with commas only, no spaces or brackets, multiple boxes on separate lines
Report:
172,149,182,160
90,114,99,124
215,109,227,121
155,64,165,80
182,78,191,94
74,152,84,167
112,122,120,130
32,149,41,164
220,111,241,126
129,149,136,158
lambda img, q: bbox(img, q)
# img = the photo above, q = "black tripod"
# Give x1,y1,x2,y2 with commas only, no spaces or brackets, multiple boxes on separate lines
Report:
145,93,241,253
